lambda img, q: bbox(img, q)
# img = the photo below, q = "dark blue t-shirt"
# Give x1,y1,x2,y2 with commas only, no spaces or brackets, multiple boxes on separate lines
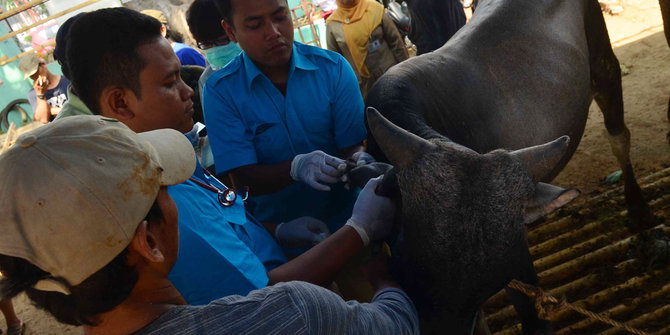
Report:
27,75,70,112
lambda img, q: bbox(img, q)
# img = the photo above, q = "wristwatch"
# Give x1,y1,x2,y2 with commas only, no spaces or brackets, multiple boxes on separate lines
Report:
37,94,46,100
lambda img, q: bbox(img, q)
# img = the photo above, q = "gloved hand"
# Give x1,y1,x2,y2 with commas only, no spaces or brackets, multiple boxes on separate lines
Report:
351,151,376,166
275,217,331,248
290,150,347,191
345,175,396,246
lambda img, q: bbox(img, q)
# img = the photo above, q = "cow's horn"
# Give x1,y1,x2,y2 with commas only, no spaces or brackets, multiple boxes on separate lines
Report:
511,136,570,182
366,107,437,169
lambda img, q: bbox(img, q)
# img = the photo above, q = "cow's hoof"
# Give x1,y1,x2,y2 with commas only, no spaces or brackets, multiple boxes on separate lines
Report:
626,200,658,232
627,229,670,270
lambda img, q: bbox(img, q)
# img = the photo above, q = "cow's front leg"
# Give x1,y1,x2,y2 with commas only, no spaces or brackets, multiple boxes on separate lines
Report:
505,245,553,335
584,0,654,230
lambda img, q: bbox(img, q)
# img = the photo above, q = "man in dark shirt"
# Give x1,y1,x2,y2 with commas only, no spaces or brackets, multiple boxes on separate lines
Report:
18,53,69,123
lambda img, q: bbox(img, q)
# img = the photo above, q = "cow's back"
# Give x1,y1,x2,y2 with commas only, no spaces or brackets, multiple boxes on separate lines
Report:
368,0,596,181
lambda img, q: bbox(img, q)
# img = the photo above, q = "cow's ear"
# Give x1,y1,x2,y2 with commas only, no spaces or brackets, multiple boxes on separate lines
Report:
524,183,580,224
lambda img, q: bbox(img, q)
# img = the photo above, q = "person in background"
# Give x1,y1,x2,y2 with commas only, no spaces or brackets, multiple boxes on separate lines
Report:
186,0,242,100
53,13,91,121
326,0,408,99
141,9,207,67
0,299,24,335
18,53,69,123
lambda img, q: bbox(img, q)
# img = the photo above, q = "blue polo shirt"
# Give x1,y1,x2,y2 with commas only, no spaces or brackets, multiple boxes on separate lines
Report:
168,160,287,305
202,42,365,232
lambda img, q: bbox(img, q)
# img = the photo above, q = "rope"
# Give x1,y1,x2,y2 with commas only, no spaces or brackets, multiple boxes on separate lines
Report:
507,279,649,335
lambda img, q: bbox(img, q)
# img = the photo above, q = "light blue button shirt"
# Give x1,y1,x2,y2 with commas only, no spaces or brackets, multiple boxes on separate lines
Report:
168,160,287,305
202,42,365,232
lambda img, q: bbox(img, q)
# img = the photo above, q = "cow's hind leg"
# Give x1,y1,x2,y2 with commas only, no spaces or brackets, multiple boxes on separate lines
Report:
660,0,670,144
585,0,654,230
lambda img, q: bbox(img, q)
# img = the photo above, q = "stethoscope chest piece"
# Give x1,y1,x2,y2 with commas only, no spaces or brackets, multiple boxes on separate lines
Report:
218,189,237,207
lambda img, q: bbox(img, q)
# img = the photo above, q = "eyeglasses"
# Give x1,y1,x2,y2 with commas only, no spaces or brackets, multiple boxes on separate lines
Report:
197,36,231,50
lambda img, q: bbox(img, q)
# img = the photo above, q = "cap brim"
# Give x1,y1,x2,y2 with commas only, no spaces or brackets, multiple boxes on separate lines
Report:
24,68,37,80
139,129,196,185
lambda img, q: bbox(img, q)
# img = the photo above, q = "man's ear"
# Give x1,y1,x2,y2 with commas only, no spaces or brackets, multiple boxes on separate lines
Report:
130,220,165,263
99,87,136,121
160,24,168,38
222,20,237,43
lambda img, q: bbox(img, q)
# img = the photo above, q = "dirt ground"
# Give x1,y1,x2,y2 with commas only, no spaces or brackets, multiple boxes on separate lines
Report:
553,0,670,200
0,1,668,334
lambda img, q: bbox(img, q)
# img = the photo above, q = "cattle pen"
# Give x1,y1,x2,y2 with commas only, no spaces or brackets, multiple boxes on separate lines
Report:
485,165,670,334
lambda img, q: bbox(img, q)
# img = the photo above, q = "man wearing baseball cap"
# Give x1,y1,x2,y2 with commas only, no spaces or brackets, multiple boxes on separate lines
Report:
0,116,418,333
18,53,69,123
0,115,196,333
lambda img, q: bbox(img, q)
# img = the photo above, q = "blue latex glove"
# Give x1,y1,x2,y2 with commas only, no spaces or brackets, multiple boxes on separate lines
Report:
290,150,346,191
345,176,395,245
275,217,330,248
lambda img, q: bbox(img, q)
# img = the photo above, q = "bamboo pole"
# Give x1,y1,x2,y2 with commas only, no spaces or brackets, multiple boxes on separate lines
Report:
598,304,670,335
530,216,626,261
0,0,103,43
0,0,47,21
557,283,670,334
533,221,630,273
0,40,55,67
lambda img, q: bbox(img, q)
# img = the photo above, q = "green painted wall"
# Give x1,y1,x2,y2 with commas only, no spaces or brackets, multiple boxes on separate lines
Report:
0,21,33,132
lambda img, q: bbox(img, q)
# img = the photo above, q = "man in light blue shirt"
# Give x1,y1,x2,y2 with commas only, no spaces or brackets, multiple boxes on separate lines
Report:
204,0,373,233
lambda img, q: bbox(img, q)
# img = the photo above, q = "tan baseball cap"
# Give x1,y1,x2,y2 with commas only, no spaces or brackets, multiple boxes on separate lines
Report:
141,9,168,25
0,115,195,293
18,53,41,80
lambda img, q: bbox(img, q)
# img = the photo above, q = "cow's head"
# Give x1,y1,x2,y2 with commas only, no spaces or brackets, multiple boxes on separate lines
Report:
366,107,579,330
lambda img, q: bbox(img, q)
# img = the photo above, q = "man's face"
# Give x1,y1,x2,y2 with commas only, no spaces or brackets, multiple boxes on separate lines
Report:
225,0,294,71
127,37,195,133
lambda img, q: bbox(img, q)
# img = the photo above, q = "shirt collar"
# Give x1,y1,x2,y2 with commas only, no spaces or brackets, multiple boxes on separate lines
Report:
242,42,319,90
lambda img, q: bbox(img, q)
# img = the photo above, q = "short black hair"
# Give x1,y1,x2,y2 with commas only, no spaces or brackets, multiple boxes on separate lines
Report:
0,250,137,326
65,8,162,114
0,200,164,326
213,0,233,26
187,0,225,43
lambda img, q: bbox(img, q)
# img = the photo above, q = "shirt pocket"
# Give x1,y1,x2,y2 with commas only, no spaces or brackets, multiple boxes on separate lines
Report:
252,122,290,164
299,106,332,134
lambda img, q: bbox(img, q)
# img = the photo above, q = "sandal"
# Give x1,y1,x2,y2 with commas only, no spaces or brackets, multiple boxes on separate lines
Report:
6,322,25,335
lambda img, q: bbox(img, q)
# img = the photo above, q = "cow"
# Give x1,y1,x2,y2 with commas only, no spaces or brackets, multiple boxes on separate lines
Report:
352,108,580,334
366,0,654,229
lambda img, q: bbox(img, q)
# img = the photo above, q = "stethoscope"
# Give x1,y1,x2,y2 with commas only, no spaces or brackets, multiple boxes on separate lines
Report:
189,167,248,207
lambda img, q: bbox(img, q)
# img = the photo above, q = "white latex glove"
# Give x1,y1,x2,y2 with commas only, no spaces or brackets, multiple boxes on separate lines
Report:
290,150,346,191
345,175,395,246
275,217,331,248
352,151,376,165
